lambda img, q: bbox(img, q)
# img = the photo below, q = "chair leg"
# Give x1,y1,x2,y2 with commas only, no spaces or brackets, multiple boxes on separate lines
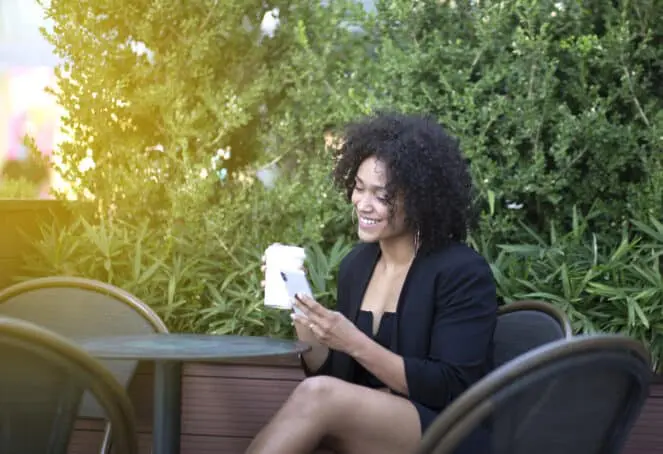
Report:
100,422,112,454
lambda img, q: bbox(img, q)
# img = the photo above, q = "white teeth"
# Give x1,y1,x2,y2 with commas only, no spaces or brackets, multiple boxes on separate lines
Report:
360,217,380,225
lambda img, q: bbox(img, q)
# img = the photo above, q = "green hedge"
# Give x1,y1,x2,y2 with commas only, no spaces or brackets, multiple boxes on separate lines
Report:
362,0,662,240
27,0,663,368
471,209,663,370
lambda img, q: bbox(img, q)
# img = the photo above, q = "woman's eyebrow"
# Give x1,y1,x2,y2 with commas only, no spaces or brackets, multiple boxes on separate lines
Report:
355,177,386,191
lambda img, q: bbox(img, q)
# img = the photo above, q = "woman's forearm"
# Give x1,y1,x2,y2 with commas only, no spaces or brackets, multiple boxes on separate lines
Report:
351,336,409,395
302,344,330,373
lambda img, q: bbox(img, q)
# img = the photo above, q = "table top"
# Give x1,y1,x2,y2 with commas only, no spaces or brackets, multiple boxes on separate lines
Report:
76,333,310,361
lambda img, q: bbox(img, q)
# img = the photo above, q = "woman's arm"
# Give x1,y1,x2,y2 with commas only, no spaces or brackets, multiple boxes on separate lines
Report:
299,247,356,376
351,253,497,405
299,335,331,375
350,336,409,394
402,256,497,408
297,248,497,408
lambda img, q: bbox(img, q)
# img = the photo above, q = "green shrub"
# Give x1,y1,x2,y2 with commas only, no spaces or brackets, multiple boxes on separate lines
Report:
0,178,43,199
359,0,663,240
31,0,663,359
474,208,663,370
22,151,354,336
22,216,354,337
31,0,362,336
40,0,371,215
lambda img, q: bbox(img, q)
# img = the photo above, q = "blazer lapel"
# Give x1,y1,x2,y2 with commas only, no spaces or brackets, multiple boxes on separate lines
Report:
391,252,424,353
347,242,381,324
332,242,380,382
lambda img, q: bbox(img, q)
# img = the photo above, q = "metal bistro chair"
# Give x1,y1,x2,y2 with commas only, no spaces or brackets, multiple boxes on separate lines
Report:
418,335,652,454
493,300,573,369
417,300,570,454
0,276,168,454
0,316,139,454
443,299,573,453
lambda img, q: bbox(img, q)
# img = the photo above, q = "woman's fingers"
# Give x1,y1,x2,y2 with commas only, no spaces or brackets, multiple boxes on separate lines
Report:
291,313,326,341
296,293,327,318
293,297,313,320
294,295,337,339
293,296,325,327
294,294,318,317
308,322,325,339
291,313,311,329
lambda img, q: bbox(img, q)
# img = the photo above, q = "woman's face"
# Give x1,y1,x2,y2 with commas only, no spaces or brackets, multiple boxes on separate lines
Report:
351,156,409,243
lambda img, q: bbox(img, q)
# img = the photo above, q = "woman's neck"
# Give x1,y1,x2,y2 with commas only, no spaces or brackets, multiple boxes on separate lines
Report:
378,234,416,270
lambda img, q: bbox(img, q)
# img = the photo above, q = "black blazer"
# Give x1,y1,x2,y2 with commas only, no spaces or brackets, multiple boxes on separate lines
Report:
305,240,498,411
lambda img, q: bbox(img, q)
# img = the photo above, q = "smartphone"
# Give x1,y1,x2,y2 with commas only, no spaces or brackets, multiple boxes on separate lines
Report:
280,270,312,316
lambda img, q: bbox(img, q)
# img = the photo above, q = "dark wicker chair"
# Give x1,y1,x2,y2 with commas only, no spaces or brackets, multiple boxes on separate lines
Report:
418,335,652,454
494,300,572,369
0,276,168,454
0,316,139,454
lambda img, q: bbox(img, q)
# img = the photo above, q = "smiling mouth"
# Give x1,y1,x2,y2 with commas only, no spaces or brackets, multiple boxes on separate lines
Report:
359,216,381,226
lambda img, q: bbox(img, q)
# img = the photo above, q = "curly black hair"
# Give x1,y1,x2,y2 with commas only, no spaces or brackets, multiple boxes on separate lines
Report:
333,111,476,254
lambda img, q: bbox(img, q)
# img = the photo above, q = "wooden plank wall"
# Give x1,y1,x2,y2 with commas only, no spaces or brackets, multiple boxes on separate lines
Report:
68,359,309,454
68,360,663,454
623,375,663,454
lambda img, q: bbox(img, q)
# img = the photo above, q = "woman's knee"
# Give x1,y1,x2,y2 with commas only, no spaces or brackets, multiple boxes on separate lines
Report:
288,376,345,419
292,375,340,402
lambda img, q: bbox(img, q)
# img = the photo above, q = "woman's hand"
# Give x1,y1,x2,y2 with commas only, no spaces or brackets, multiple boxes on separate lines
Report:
292,294,368,356
260,256,317,344
259,254,330,372
291,309,319,344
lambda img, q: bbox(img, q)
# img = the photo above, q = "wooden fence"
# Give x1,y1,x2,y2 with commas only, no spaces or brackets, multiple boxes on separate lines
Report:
65,359,663,454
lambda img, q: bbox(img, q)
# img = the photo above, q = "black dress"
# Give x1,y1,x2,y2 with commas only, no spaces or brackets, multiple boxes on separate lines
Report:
353,310,439,434
302,241,497,453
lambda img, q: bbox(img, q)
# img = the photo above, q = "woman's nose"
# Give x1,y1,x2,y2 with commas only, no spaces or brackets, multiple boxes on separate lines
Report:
356,199,373,214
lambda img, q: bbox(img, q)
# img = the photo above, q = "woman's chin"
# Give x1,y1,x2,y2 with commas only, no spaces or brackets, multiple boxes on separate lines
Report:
357,227,381,242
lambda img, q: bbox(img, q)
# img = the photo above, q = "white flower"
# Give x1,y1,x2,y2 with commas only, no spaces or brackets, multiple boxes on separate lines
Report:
260,9,280,38
77,156,95,172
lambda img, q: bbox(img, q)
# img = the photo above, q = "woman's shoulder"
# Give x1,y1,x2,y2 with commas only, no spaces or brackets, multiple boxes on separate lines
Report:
419,242,494,282
423,243,497,308
425,242,488,266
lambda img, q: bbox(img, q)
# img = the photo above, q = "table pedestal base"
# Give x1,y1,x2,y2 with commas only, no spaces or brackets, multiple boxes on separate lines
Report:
153,361,182,454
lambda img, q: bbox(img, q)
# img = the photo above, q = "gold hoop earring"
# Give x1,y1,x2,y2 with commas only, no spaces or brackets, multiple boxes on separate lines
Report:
351,207,357,224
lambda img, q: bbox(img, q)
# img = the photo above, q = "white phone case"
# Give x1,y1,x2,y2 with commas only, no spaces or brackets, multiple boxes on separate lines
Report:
280,270,312,316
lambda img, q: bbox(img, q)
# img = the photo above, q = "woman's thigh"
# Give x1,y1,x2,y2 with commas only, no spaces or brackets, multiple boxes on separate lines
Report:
300,376,421,454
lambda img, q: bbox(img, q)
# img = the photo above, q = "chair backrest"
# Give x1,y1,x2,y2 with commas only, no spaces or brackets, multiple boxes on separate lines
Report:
0,276,168,418
418,335,652,454
493,300,572,369
0,316,139,454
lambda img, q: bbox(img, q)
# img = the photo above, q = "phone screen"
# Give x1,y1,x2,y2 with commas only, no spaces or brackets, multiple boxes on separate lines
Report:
280,270,313,318
280,270,313,300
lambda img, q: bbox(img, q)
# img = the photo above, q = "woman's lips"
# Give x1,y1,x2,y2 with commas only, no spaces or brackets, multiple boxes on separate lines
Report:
358,216,382,229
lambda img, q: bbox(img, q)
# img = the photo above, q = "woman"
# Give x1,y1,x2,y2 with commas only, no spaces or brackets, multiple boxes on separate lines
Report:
247,112,498,454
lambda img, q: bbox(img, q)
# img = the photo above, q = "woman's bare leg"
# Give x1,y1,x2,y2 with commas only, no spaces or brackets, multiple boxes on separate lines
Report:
245,376,421,454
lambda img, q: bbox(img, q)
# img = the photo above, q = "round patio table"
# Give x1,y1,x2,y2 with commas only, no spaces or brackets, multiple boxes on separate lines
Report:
77,334,310,454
